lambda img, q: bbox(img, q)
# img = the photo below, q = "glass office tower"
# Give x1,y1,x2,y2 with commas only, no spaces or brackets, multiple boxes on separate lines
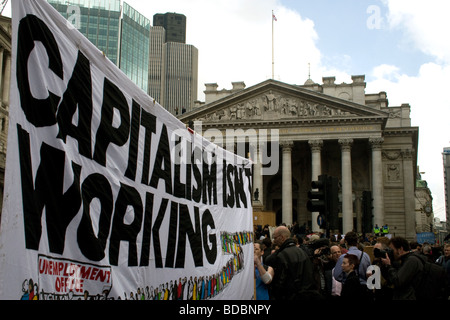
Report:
120,2,150,91
48,0,121,65
48,0,150,91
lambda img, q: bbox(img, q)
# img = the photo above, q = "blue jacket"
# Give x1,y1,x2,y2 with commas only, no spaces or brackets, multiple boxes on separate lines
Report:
333,246,371,285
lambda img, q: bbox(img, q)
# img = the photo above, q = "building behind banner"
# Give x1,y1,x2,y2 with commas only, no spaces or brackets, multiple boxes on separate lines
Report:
0,14,11,220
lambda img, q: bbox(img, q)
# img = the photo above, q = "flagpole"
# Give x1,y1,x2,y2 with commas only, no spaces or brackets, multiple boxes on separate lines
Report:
272,10,274,79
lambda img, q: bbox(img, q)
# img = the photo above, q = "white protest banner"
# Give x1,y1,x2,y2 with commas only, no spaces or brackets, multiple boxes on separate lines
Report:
0,0,253,300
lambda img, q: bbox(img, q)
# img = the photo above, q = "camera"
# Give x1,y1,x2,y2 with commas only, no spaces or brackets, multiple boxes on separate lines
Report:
373,247,393,259
319,246,330,256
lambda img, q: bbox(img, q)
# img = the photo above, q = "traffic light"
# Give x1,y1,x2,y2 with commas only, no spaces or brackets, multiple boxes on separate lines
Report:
307,174,328,221
307,175,340,231
327,176,339,231
362,191,373,234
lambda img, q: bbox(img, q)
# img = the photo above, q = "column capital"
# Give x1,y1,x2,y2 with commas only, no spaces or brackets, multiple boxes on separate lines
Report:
308,139,323,152
369,137,384,150
280,140,294,151
339,138,353,151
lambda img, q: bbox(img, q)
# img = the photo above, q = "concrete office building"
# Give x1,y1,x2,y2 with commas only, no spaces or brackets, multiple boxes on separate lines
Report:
148,25,165,104
148,23,199,115
150,13,198,115
159,42,198,115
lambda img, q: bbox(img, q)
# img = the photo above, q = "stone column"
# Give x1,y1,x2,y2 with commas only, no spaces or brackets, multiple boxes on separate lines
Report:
355,191,363,233
252,142,264,207
2,53,10,108
369,137,384,227
0,48,4,102
281,141,293,225
308,139,323,231
339,138,353,234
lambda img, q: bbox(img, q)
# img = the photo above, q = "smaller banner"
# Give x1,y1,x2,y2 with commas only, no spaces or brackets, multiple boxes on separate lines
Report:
36,255,112,300
416,232,436,244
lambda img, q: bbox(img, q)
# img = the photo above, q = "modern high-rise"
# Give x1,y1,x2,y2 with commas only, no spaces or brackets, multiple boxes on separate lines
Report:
48,0,122,65
160,42,198,115
119,2,150,91
149,13,198,115
148,26,165,104
48,0,150,92
153,12,186,44
48,1,198,114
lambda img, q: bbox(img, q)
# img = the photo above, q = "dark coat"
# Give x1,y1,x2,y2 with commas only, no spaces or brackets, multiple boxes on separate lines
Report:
381,252,423,300
340,271,368,300
266,238,318,300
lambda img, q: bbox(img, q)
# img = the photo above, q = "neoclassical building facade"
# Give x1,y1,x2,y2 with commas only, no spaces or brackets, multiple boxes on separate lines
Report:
0,15,11,218
180,75,418,239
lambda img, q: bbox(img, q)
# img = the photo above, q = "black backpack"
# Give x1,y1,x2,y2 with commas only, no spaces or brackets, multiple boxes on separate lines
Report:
410,253,448,300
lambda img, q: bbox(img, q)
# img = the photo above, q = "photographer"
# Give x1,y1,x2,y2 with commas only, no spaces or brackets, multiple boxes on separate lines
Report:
311,243,331,297
313,244,343,299
380,237,423,300
370,239,394,300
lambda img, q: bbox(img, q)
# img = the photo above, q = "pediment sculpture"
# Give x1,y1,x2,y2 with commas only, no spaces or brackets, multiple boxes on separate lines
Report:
197,90,358,122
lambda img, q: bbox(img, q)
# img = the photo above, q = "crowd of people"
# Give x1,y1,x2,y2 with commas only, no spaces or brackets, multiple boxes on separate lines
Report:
254,223,450,301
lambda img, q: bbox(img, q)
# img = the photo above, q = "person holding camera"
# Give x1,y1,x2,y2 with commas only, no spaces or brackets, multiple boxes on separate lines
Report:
380,236,423,300
311,243,331,297
370,238,394,300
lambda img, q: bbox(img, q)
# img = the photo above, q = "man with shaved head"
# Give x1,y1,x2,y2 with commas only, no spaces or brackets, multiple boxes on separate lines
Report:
266,226,318,300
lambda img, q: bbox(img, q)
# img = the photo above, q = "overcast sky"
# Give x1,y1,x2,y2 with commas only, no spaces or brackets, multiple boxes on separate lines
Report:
4,0,450,220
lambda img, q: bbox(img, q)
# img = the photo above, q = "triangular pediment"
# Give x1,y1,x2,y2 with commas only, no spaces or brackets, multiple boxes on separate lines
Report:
179,79,388,124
